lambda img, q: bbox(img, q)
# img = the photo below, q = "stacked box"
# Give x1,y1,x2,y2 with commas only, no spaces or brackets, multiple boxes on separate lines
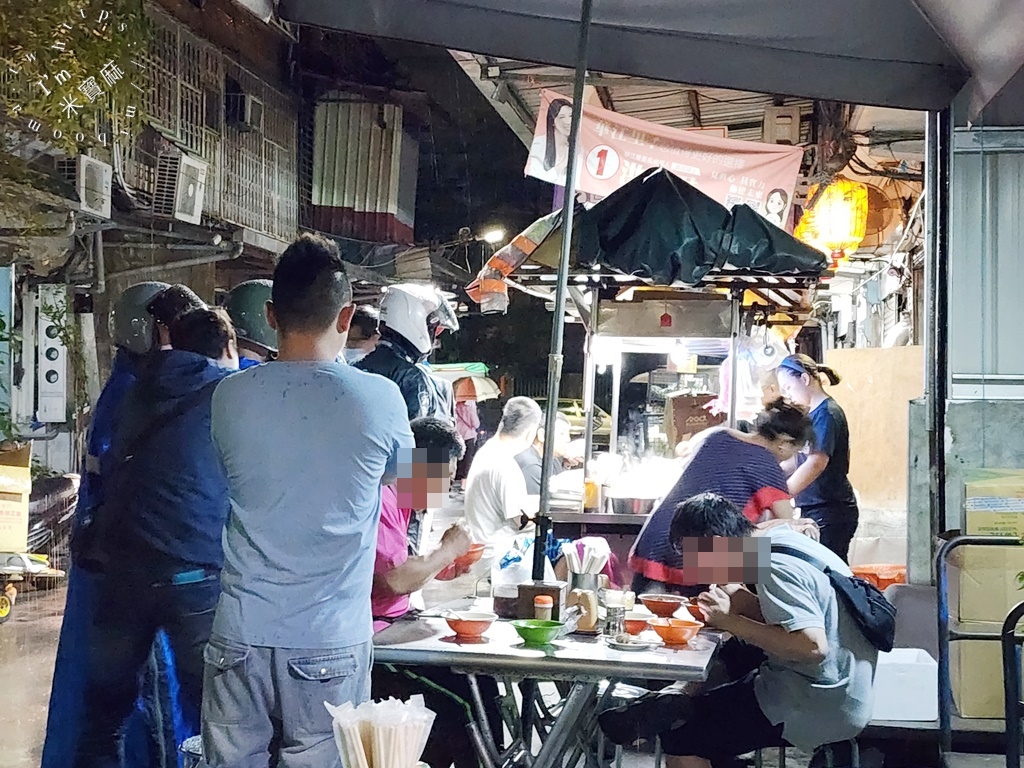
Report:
0,446,32,553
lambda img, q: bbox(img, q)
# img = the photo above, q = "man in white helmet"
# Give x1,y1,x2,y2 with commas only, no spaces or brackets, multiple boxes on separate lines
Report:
356,283,459,423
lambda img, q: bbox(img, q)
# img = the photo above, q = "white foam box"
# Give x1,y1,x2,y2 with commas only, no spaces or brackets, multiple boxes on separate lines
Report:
871,648,938,722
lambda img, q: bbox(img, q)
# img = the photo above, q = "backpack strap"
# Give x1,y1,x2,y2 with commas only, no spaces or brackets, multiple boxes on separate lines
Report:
119,379,221,461
771,543,831,573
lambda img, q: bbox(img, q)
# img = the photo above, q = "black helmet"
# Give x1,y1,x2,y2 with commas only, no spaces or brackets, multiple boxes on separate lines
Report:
109,282,169,355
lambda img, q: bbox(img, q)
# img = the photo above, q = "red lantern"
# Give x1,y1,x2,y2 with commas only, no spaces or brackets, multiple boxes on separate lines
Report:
660,312,672,328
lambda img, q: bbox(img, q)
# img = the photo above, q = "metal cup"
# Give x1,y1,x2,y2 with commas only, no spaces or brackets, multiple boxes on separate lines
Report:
605,605,625,636
571,573,600,592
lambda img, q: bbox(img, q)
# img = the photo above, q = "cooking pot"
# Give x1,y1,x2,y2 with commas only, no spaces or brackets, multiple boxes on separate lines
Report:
610,497,657,516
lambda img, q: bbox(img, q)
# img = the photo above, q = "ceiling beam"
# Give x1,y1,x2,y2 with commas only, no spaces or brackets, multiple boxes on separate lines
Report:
449,51,536,147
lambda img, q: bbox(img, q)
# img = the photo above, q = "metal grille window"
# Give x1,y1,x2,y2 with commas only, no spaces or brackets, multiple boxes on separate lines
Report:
121,7,298,240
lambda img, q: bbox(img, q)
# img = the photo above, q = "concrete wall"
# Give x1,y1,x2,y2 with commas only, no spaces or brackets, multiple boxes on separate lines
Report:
907,399,1024,582
825,346,924,511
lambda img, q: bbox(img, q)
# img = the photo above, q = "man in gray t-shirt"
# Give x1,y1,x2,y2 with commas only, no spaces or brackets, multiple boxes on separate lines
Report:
201,234,413,768
599,493,878,767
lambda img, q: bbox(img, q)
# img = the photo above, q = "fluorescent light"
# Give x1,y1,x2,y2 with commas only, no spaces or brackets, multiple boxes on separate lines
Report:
480,228,506,244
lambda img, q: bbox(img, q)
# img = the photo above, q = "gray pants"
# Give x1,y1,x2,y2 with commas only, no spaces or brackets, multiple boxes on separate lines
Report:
201,635,372,768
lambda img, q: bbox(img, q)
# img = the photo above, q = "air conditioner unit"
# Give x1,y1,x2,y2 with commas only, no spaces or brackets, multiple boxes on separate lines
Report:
57,155,112,219
37,284,68,424
153,153,208,225
762,106,802,146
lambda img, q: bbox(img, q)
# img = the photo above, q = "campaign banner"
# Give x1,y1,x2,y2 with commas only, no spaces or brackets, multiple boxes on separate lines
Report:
526,89,804,229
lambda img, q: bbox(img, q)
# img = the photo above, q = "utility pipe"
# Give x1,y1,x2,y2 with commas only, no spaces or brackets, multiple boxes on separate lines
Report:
532,0,595,581
106,241,244,280
94,230,106,294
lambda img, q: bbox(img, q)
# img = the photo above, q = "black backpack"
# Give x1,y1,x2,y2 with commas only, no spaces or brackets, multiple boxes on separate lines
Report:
771,544,896,652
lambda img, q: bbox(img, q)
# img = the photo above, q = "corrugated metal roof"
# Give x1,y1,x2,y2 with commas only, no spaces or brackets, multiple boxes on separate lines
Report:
461,55,814,144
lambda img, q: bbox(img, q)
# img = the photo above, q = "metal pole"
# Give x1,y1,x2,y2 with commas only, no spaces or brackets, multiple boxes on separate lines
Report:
93,231,106,294
582,289,599,470
610,352,622,453
532,0,595,581
924,109,951,543
727,292,742,428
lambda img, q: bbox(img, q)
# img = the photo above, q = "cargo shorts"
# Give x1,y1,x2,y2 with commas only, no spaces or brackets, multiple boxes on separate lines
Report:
201,636,372,768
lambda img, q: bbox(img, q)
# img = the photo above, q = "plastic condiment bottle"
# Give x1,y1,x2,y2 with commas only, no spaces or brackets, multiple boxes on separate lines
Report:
534,594,554,621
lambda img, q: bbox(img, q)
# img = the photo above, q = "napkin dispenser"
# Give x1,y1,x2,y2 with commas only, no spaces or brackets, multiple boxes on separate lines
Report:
517,581,569,621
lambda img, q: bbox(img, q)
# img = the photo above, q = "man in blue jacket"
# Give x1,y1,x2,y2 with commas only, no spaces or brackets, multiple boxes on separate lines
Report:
42,282,170,768
74,307,239,768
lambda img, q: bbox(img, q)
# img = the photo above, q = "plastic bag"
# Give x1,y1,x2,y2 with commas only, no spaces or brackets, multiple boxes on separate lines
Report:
491,534,555,598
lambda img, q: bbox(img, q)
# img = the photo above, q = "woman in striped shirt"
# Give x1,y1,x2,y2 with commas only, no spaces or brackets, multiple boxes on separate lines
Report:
629,399,814,594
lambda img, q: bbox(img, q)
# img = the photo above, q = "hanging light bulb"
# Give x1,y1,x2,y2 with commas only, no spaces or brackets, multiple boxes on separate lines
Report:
794,175,869,269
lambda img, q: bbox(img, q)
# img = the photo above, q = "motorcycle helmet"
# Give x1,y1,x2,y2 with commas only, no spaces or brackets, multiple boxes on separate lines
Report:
147,284,206,327
108,281,169,355
379,284,459,357
225,279,277,354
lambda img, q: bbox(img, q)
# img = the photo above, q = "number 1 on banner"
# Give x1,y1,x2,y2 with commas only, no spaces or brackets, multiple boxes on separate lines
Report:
587,145,619,180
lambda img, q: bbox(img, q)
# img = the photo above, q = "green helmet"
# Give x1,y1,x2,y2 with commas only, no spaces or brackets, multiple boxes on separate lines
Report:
109,281,170,355
225,279,277,353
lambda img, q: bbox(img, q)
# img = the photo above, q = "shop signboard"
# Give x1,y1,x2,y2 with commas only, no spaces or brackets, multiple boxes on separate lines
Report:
526,90,804,229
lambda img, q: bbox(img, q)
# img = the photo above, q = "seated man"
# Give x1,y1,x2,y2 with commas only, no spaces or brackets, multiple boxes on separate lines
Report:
600,492,878,768
371,417,503,768
372,417,472,628
464,397,543,556
514,412,576,497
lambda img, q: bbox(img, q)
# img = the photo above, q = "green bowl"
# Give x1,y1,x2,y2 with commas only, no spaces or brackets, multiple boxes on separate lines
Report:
511,619,563,645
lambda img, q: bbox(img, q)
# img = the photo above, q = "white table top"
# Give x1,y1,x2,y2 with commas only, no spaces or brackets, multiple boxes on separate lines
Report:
373,615,718,683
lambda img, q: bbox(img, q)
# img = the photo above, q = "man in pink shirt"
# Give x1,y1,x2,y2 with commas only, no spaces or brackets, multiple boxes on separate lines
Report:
371,417,503,768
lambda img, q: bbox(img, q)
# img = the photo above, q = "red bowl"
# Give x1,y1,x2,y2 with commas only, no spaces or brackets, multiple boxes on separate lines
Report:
681,601,706,622
445,611,497,638
623,613,650,635
639,593,688,618
454,543,485,569
647,618,703,645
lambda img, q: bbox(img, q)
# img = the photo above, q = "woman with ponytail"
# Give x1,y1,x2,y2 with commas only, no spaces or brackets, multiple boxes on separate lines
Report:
776,354,859,562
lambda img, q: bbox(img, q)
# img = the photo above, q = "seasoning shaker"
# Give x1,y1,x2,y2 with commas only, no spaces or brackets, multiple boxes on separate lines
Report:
534,594,554,621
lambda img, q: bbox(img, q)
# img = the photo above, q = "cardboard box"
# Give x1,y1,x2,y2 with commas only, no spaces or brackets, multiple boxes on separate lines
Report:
0,445,31,553
950,620,1022,719
964,468,1024,537
872,649,938,722
517,581,569,621
948,545,1024,623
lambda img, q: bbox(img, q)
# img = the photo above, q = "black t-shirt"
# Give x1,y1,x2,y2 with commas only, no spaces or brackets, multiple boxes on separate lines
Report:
794,398,857,510
514,445,563,496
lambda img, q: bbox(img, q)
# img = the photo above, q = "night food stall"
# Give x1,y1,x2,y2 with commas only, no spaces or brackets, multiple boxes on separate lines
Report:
465,170,825,577
468,169,825,462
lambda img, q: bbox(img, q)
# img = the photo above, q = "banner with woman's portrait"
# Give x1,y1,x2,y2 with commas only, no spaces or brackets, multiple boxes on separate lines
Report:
525,90,804,230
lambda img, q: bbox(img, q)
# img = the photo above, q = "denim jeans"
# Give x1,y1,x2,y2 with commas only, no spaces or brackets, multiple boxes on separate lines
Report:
202,637,372,768
74,570,220,768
